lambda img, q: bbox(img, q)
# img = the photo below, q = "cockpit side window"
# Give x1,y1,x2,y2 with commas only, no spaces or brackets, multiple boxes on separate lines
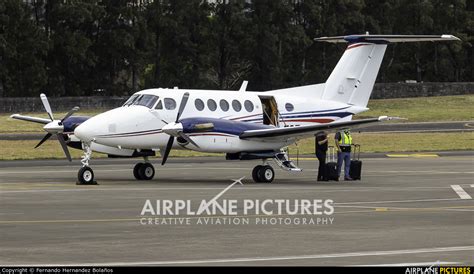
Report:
155,100,163,110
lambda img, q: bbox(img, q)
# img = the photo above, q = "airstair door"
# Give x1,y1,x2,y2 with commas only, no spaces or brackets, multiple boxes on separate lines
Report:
258,96,279,127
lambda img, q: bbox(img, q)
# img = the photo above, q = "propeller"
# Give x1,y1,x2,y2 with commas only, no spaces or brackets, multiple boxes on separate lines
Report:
11,93,79,162
161,92,199,165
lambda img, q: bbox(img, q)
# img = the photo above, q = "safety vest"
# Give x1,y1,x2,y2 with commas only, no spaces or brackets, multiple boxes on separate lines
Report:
338,131,352,146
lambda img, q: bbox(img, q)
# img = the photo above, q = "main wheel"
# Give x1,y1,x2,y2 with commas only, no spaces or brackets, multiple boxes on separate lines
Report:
133,163,144,180
78,166,94,184
252,165,263,183
139,163,155,181
258,165,274,183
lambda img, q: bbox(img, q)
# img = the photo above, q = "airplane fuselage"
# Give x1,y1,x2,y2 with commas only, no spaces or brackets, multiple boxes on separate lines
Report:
74,88,365,154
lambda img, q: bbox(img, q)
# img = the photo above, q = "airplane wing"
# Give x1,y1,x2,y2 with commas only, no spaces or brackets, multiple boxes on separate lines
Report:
240,116,398,142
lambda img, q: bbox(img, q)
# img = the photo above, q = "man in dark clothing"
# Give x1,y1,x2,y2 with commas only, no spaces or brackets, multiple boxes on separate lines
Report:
315,131,328,181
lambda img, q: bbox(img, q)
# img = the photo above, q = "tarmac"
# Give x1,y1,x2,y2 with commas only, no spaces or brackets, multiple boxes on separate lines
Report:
0,154,473,266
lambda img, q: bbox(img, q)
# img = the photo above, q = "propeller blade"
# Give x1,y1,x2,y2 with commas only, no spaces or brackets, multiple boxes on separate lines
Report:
61,106,80,123
10,114,51,125
175,92,190,122
35,133,53,148
40,93,54,121
161,136,174,165
178,132,199,148
57,134,72,162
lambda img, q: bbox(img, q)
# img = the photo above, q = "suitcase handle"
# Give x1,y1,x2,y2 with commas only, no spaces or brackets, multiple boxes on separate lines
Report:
327,146,336,162
352,144,361,160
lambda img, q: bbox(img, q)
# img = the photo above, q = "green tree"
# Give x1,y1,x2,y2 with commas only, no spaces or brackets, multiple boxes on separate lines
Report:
0,0,48,97
203,0,252,90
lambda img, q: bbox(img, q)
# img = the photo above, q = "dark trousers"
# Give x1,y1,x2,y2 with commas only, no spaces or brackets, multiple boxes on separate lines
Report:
316,152,327,180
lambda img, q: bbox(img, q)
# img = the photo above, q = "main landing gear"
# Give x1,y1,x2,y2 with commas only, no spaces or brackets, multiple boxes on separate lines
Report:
250,152,302,184
77,142,97,185
133,158,155,181
252,164,275,183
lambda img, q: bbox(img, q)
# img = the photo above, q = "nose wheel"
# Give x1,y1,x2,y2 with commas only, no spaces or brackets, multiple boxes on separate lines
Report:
252,165,275,183
77,142,97,185
78,166,95,184
133,162,155,180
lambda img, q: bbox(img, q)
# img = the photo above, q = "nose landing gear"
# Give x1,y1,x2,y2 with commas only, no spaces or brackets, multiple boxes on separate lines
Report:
77,142,97,185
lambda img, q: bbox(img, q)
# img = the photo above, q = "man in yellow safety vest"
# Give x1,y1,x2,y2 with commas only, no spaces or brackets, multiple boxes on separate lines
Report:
335,128,353,181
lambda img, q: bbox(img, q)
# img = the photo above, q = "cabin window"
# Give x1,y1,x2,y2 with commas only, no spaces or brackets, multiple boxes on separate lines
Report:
220,99,229,111
195,99,205,111
155,100,163,109
244,100,254,112
164,98,177,110
285,103,294,112
207,99,217,111
232,100,242,112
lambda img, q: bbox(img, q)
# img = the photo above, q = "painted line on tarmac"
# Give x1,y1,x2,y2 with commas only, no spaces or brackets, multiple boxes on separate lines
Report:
335,197,463,205
0,185,466,194
12,246,474,266
350,261,461,267
0,167,250,175
2,204,472,225
1,169,473,176
386,153,439,158
451,185,472,200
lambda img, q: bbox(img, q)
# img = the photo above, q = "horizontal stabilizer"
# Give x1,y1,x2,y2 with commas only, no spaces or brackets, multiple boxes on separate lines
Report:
314,34,460,44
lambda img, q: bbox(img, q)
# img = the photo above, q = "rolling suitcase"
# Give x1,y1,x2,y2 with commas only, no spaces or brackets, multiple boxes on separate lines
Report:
349,144,362,180
325,146,339,181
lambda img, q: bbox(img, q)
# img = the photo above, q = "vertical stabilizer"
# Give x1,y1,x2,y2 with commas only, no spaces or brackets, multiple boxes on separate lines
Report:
314,34,460,108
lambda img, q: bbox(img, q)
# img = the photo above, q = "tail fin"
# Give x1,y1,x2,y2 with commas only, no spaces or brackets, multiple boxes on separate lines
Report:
315,34,460,108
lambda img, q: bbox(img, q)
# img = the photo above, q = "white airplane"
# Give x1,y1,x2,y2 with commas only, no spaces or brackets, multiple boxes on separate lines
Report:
11,34,459,184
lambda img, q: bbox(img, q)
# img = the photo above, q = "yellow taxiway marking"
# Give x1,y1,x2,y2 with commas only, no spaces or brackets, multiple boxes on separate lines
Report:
1,206,473,224
386,153,439,158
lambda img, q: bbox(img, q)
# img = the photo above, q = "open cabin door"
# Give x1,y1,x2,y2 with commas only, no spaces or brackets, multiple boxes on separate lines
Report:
258,96,279,127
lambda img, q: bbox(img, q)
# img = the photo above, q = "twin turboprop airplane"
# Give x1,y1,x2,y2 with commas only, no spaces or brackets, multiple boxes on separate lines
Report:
11,34,459,184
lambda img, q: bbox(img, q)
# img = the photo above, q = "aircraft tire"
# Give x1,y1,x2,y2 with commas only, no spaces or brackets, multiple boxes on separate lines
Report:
78,166,94,184
257,165,274,183
139,163,155,181
133,163,144,180
252,165,263,183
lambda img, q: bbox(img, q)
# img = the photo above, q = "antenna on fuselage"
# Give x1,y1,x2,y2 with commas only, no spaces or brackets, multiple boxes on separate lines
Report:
239,80,248,92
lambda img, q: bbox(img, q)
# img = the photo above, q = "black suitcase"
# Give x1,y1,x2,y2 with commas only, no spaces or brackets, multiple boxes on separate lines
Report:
325,146,339,181
349,144,362,180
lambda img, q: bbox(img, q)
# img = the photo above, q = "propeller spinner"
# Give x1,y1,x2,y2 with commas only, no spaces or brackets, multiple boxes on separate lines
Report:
10,93,79,162
160,92,199,165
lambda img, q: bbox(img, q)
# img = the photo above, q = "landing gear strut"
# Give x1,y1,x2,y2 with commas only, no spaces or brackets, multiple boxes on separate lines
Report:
133,157,155,180
77,142,97,185
252,163,275,183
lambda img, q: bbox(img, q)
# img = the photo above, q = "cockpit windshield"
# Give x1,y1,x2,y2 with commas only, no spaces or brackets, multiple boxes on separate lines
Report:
122,94,158,109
